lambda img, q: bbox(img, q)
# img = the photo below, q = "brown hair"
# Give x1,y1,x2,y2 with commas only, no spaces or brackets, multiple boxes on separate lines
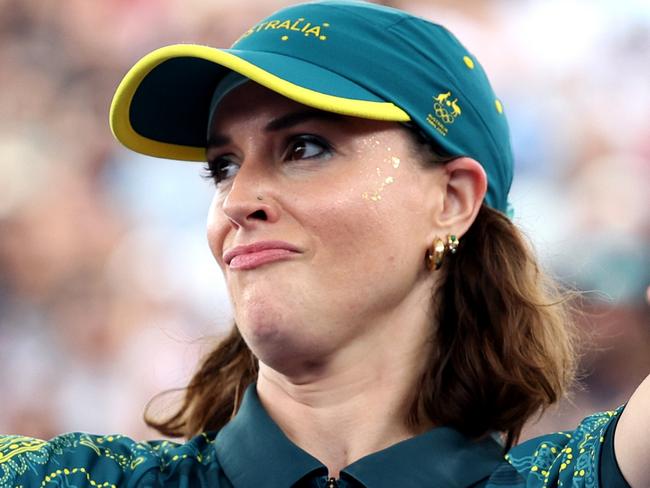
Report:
145,325,257,438
145,132,578,452
411,204,577,450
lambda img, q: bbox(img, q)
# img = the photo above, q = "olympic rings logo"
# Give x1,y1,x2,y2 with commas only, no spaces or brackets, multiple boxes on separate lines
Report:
433,102,455,124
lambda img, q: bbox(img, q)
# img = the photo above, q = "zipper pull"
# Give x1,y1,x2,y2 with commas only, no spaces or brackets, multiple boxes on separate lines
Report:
326,477,339,488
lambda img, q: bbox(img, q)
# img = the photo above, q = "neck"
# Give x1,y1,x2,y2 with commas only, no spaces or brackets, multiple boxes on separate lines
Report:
256,327,433,478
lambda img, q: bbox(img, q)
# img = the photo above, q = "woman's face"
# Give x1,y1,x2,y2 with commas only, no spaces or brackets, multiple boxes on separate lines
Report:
206,82,446,373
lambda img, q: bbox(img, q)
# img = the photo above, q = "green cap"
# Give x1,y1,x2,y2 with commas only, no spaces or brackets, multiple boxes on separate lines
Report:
110,0,514,213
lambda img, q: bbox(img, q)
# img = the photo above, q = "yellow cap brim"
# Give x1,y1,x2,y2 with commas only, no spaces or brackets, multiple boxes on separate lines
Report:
109,44,409,161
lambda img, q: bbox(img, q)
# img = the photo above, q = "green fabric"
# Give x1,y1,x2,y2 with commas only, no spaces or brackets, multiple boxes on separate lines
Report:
600,406,630,487
0,385,627,487
505,405,629,487
125,0,514,213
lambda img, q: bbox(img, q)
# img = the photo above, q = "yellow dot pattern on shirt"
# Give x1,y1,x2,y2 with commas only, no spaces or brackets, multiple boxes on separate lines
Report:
495,99,504,114
41,467,116,488
0,431,220,488
80,436,133,469
505,407,622,487
463,55,475,69
281,35,288,41
0,437,47,463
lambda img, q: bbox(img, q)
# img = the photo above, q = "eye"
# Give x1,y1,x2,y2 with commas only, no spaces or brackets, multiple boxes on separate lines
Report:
284,135,332,161
201,156,239,185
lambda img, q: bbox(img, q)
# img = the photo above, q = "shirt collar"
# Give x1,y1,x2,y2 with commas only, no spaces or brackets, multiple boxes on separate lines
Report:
215,385,325,487
341,427,504,487
215,384,504,487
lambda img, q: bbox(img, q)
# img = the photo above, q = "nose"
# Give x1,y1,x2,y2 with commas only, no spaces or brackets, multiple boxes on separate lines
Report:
220,165,280,230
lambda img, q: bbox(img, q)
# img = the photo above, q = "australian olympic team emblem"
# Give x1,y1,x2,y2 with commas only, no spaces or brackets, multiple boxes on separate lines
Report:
433,91,461,123
426,91,462,136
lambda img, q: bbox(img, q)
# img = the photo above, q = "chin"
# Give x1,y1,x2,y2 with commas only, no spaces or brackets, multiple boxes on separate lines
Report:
239,317,326,375
246,320,281,343
236,300,292,348
233,285,301,339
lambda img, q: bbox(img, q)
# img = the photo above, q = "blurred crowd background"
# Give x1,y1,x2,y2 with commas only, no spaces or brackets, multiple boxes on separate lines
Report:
1,0,648,442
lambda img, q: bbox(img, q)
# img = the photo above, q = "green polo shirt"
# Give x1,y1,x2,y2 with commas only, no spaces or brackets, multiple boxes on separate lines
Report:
0,385,629,487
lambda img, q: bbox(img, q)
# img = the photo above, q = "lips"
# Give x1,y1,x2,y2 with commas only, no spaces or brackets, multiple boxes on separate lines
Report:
223,240,302,270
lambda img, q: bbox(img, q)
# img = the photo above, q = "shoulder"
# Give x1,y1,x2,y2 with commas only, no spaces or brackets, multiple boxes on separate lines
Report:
493,406,629,488
0,431,228,487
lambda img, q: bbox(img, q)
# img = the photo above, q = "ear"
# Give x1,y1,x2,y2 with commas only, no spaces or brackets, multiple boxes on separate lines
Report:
434,157,487,237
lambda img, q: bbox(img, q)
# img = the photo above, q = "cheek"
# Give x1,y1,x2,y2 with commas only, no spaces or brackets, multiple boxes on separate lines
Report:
319,169,432,277
307,155,424,259
206,195,228,269
305,187,408,274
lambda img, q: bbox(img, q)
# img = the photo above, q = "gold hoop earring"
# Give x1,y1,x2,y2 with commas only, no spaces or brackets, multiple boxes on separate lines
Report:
426,237,446,271
425,234,459,271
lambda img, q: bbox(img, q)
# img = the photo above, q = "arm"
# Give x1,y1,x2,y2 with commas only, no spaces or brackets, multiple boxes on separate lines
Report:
614,373,650,487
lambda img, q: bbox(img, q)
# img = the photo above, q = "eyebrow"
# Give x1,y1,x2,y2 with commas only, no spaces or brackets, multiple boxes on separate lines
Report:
206,109,344,149
265,109,343,131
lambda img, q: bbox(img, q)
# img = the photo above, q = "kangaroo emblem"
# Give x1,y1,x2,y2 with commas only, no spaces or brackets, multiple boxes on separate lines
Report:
449,98,461,117
428,90,462,135
434,91,451,104
432,91,461,124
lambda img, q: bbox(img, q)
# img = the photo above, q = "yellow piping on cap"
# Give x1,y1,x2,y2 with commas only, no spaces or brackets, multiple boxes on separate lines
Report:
110,44,410,161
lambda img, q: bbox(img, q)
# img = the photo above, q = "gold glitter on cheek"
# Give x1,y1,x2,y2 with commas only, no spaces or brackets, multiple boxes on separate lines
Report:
361,191,382,201
360,144,402,202
361,175,395,201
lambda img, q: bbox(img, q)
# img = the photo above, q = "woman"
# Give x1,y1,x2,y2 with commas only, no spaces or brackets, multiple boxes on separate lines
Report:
1,1,647,487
